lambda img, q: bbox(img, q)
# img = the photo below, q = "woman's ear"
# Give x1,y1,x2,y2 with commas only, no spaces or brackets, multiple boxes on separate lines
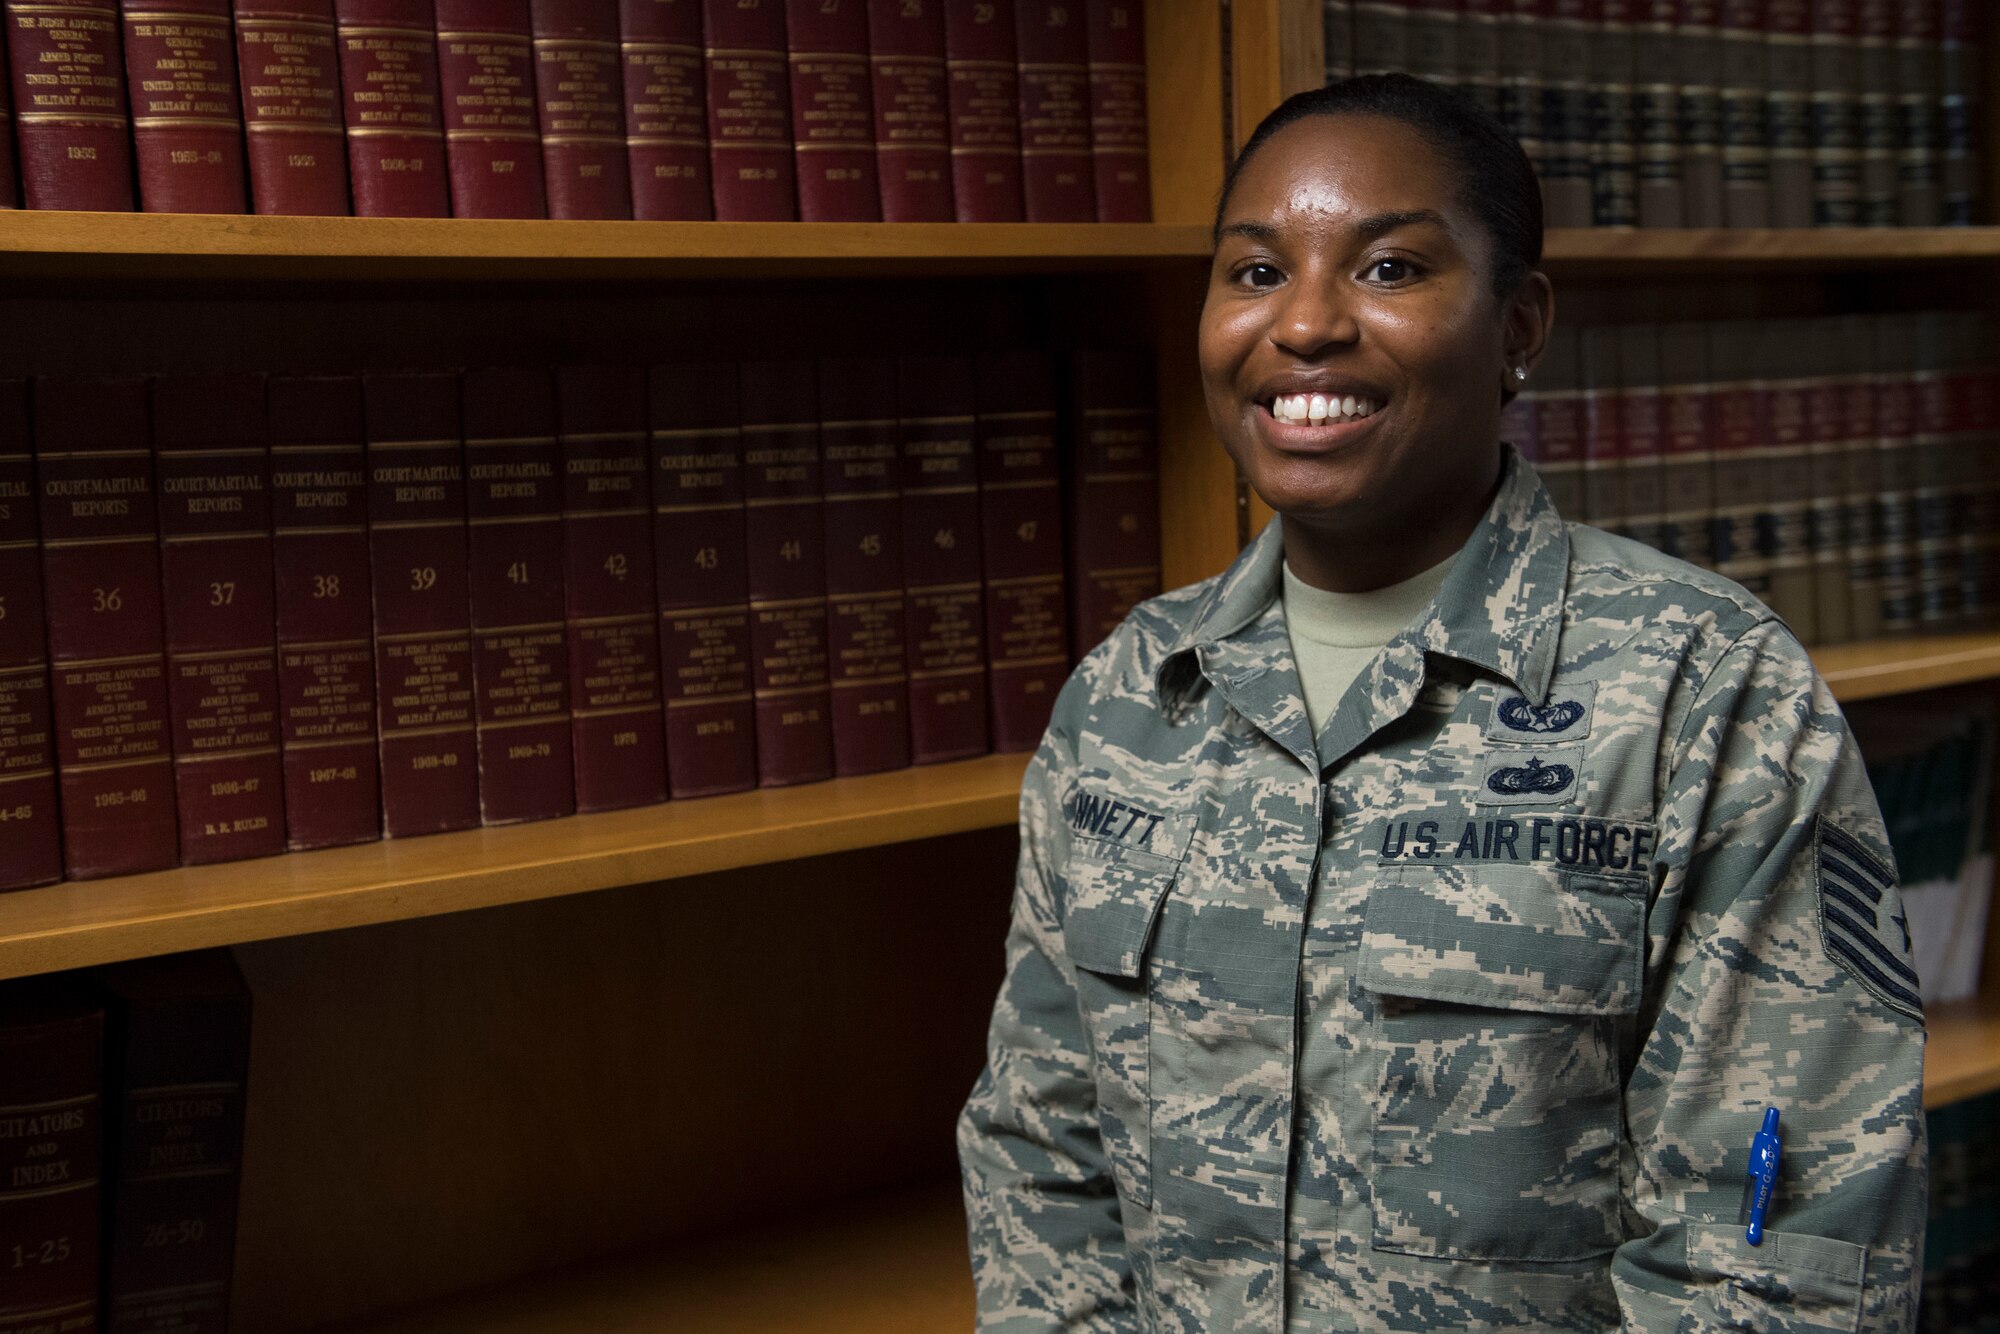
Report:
1502,271,1555,383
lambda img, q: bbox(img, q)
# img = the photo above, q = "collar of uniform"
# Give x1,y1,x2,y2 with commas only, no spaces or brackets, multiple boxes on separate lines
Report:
1152,447,1568,711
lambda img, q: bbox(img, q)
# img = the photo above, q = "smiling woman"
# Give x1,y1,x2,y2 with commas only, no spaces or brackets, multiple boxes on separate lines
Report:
958,74,1929,1334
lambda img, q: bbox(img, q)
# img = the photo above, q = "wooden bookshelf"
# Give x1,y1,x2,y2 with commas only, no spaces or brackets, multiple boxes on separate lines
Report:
1542,226,2000,271
333,1179,972,1334
1814,631,2000,703
0,212,1216,283
0,753,1029,983
1924,992,2000,1109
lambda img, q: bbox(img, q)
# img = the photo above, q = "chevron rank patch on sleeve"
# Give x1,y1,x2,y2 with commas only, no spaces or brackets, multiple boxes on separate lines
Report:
1817,817,1924,1021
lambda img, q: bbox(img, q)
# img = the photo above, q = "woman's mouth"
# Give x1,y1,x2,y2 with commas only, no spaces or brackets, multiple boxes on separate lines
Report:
1267,391,1384,425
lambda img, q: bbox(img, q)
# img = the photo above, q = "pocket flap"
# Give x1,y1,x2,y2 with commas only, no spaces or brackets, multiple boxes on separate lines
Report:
1359,864,1644,1015
1686,1222,1866,1331
1062,841,1182,979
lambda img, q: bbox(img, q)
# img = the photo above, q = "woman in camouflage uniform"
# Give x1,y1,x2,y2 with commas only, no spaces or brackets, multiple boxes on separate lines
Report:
959,74,1927,1333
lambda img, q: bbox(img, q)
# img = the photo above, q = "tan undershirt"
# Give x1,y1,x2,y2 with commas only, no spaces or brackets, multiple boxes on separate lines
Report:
1281,553,1457,735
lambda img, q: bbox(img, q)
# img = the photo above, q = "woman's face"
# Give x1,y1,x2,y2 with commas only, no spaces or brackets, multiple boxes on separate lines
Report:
1199,114,1545,539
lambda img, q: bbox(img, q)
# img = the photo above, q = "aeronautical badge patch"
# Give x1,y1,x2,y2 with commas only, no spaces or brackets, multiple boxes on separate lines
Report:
1483,681,1597,743
1816,818,1924,1021
1475,747,1583,806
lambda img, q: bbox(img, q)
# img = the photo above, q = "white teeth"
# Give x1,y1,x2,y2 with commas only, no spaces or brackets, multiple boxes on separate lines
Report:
1270,392,1383,424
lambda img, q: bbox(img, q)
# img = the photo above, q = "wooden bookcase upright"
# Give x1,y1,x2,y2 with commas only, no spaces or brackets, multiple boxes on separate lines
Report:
0,1,1997,1329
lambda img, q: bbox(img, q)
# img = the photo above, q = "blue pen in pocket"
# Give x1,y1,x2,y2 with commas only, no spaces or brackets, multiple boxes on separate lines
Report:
1740,1107,1782,1246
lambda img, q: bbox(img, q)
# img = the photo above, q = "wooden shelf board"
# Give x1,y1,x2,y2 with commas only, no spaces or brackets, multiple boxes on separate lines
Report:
0,212,1213,282
1923,992,2000,1109
332,1179,972,1334
1813,630,2000,702
1543,226,2000,268
0,752,1029,982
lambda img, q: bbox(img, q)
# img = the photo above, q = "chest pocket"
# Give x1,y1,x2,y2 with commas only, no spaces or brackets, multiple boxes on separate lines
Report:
1358,861,1644,1264
1061,833,1186,1211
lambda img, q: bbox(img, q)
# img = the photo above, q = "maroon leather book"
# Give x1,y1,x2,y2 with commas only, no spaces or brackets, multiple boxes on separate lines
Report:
235,0,352,214
740,360,832,787
866,0,949,220
943,0,1022,220
154,375,285,866
33,378,177,879
897,355,986,765
818,357,907,778
462,367,572,825
649,362,755,798
785,0,877,220
702,0,794,219
364,372,478,837
558,365,668,811
620,0,709,218
0,978,102,1334
0,381,59,891
532,0,632,217
1083,0,1144,221
1065,349,1158,658
0,22,14,207
93,950,249,1334
1532,326,1584,522
1013,0,1091,221
120,0,249,212
268,375,379,850
6,0,135,209
975,351,1065,754
435,0,546,217
335,0,451,215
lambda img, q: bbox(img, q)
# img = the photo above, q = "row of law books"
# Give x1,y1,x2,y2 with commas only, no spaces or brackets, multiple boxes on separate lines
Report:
1923,1089,2000,1333
0,951,250,1334
1507,309,2000,647
1323,0,1983,229
0,0,1149,222
0,350,1161,890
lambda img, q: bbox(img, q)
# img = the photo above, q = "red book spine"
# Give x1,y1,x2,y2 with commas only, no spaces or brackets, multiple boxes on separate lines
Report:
620,0,708,218
532,0,632,216
866,0,949,220
153,375,284,865
336,0,451,215
33,378,177,878
0,382,59,891
558,366,667,811
1083,0,1143,221
121,0,249,212
0,983,103,1334
703,0,793,218
1013,0,1091,221
1707,323,1768,598
898,355,986,764
1533,329,1585,521
1579,328,1624,533
1617,326,1666,552
943,0,1021,220
6,0,135,209
785,0,876,219
268,376,379,849
649,363,755,798
976,351,1065,754
235,0,351,214
435,0,546,217
463,367,572,825
819,357,907,778
741,359,832,787
0,20,14,206
364,372,477,837
1065,349,1158,657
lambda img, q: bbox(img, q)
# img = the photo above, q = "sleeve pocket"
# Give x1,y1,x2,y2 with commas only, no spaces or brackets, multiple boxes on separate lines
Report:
1685,1222,1867,1333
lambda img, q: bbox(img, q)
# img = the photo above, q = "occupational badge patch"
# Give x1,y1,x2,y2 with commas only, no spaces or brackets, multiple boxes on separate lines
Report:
1483,680,1597,743
1816,817,1923,1021
1475,747,1583,806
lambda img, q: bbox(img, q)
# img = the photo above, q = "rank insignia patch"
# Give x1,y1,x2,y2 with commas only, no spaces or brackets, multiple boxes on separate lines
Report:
1483,680,1597,743
1475,747,1584,806
1817,818,1923,1021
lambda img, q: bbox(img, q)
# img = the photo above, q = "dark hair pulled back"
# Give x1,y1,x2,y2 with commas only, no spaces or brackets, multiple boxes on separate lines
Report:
1216,73,1544,301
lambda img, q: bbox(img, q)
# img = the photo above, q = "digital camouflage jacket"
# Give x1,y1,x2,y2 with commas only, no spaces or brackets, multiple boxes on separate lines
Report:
958,452,1927,1332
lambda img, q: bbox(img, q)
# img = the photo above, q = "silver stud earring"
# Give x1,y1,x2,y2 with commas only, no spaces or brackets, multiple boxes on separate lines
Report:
1512,365,1529,382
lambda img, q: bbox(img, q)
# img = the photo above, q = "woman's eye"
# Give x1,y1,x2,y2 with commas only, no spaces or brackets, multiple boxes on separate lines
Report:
1366,257,1417,284
1236,262,1282,289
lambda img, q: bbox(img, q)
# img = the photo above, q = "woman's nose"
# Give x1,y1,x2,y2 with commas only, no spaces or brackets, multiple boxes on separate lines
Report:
1269,274,1359,359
